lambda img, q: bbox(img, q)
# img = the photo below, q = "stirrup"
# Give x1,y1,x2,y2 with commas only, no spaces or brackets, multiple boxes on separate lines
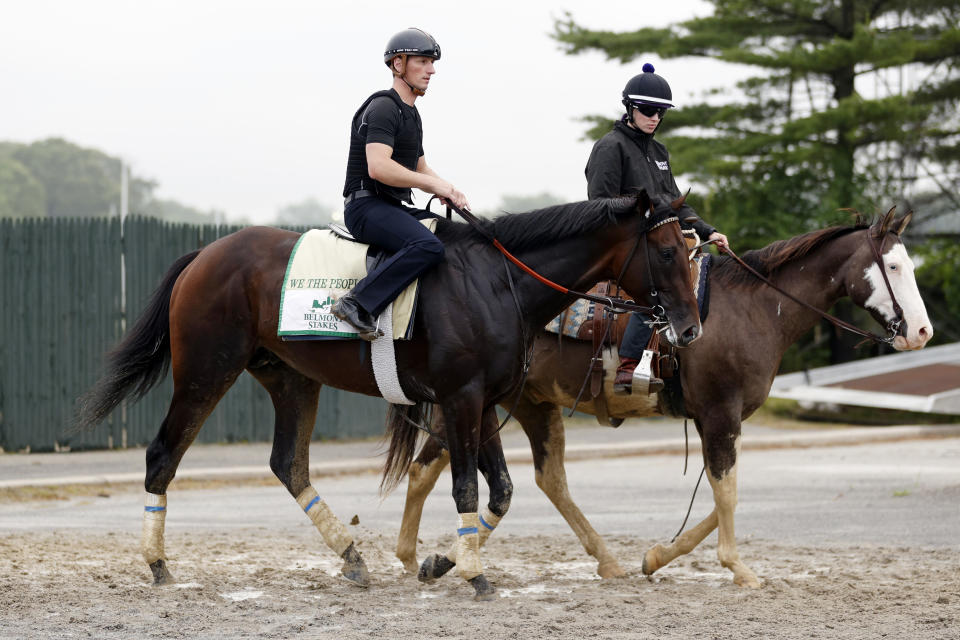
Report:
630,349,657,395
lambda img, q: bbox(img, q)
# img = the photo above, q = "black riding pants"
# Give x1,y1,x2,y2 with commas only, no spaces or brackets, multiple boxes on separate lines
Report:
619,312,654,360
343,196,444,317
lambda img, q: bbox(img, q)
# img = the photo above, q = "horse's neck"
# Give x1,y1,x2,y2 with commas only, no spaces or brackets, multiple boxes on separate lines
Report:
509,241,611,329
752,234,855,346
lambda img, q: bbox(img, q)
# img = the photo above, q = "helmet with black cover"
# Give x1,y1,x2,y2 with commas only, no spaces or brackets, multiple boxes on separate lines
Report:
622,63,675,118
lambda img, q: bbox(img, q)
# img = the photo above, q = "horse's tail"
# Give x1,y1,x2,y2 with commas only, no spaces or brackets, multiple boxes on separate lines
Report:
73,250,202,432
380,401,433,495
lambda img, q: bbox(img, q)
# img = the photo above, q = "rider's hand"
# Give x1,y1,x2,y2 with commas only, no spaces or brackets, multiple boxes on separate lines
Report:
436,181,470,211
708,231,729,252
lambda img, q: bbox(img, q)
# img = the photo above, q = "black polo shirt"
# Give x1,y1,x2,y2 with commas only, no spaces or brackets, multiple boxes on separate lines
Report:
343,89,424,204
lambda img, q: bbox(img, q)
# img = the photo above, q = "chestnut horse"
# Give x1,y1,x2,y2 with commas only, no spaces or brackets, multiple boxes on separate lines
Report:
396,209,932,587
75,193,702,600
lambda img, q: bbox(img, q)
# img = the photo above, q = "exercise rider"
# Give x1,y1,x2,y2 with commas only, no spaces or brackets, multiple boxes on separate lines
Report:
585,63,729,394
332,27,470,340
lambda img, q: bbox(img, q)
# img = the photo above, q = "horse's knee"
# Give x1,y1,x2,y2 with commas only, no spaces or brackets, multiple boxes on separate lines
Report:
407,461,433,497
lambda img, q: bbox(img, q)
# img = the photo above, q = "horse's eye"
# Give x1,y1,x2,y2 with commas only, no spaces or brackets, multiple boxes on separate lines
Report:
889,264,898,271
660,247,675,261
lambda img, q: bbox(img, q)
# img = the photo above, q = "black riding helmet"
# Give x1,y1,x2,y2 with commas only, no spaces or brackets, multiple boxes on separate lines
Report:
622,63,675,118
384,28,441,97
383,28,441,66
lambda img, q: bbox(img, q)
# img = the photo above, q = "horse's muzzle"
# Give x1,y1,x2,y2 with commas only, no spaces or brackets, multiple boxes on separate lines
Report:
675,323,701,347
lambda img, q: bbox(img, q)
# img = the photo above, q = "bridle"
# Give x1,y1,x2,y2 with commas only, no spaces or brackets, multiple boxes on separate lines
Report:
718,225,905,346
438,199,676,319
430,198,682,444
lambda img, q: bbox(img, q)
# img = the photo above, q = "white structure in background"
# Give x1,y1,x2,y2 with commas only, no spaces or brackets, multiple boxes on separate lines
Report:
770,342,960,415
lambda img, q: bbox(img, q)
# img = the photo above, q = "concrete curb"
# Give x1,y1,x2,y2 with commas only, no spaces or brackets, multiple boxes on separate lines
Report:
2,424,958,490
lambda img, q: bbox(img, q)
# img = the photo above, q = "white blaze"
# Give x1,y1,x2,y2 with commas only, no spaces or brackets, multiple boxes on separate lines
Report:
862,243,932,349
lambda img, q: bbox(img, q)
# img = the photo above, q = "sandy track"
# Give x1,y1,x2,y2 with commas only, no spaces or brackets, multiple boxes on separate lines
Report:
1,526,957,640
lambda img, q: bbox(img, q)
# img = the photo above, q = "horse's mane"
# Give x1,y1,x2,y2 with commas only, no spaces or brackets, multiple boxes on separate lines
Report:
434,195,642,250
711,218,872,288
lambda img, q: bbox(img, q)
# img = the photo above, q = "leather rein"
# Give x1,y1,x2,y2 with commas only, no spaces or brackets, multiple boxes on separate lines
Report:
431,199,677,445
718,227,905,346
439,200,675,317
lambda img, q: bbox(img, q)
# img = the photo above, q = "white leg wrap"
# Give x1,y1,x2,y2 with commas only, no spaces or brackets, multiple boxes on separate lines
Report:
296,486,353,557
455,512,483,580
446,506,500,562
141,492,167,566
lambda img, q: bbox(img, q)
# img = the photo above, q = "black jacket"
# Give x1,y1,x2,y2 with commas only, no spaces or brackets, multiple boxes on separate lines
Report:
585,119,715,240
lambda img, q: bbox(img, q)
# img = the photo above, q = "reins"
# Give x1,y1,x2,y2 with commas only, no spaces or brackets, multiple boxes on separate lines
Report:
430,198,675,445
718,230,904,346
442,200,672,316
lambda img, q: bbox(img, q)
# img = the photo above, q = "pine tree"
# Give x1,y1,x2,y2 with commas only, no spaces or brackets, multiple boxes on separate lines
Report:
556,0,960,248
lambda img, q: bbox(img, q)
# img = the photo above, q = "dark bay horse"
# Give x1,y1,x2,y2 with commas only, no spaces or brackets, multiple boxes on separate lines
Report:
396,209,933,587
75,192,702,600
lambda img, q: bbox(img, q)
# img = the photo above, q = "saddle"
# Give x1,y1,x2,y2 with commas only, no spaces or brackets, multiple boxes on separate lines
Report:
545,230,709,426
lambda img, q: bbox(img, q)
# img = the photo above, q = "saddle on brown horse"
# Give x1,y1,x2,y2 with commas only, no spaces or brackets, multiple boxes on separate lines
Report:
549,230,705,405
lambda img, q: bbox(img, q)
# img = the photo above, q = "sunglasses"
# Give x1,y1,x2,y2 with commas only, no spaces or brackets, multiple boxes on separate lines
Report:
635,105,668,118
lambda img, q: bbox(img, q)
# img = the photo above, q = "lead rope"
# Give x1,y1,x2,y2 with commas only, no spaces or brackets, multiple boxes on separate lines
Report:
671,465,706,543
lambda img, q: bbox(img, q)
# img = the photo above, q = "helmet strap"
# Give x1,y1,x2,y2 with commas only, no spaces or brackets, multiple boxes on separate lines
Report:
393,55,426,97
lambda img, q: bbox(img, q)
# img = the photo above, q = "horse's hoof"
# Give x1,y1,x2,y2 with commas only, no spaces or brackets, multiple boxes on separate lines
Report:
597,560,626,579
734,573,761,589
469,574,496,601
149,559,175,586
641,546,663,575
341,543,370,588
418,554,455,583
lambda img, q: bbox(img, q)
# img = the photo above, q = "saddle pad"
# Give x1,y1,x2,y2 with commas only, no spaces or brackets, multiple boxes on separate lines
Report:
544,297,594,339
277,220,436,339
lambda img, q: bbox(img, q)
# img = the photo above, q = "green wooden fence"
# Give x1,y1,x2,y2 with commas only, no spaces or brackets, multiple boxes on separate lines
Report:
0,216,387,452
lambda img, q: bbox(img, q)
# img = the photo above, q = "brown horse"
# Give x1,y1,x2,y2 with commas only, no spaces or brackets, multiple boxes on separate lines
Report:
75,192,702,600
396,209,933,587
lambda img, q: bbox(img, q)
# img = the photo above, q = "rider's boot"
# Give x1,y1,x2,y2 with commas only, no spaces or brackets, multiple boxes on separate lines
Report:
330,294,383,341
613,354,663,396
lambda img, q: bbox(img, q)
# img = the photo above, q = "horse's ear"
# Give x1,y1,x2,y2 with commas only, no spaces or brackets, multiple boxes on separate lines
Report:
683,216,699,225
894,211,913,236
671,189,690,210
636,189,652,214
879,206,896,236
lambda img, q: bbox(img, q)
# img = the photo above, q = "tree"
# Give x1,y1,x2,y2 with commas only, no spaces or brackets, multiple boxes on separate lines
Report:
555,0,960,248
556,1,959,366
10,138,156,218
0,155,45,218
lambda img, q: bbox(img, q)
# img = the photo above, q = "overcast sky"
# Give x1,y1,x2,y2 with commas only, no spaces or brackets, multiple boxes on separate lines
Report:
2,0,733,222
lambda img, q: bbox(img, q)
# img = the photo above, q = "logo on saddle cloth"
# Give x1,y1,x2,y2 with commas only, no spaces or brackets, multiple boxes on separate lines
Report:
278,221,436,340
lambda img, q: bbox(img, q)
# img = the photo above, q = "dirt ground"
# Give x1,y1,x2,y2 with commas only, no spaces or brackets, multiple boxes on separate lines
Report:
1,524,957,640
